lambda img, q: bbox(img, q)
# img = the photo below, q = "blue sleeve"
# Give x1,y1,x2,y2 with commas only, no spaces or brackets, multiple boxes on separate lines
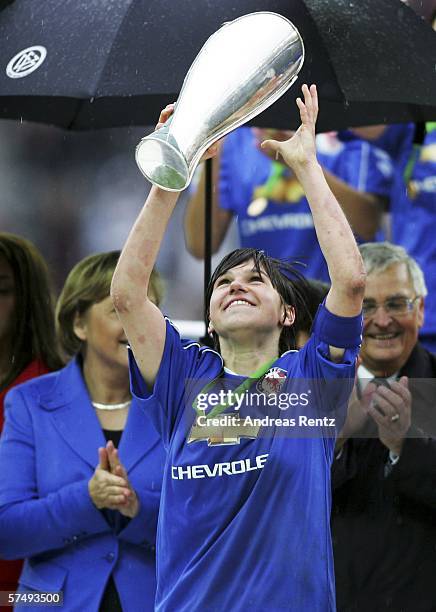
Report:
219,129,240,212
297,303,362,418
335,139,394,199
0,389,109,560
118,483,160,547
408,130,436,211
129,319,219,447
369,123,414,162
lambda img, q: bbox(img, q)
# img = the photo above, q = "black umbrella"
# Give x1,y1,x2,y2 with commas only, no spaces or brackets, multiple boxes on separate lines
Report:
0,0,435,131
1,0,435,342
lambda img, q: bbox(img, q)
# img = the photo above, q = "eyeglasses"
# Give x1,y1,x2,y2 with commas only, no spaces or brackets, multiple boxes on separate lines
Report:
362,296,420,318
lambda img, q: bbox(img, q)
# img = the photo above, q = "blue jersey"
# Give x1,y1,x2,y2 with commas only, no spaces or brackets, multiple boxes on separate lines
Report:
390,124,436,341
219,128,393,281
339,124,415,163
129,304,362,612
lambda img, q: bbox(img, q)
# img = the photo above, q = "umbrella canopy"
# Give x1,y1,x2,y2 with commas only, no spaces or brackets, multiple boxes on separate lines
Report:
0,0,435,132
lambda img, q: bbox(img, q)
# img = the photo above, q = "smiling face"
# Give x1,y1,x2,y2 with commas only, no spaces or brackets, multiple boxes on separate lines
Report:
360,263,424,376
74,295,129,372
208,259,294,346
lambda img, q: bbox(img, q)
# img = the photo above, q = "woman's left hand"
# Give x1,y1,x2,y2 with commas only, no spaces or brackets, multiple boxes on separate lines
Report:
366,376,412,456
261,84,318,174
155,102,220,162
104,440,140,519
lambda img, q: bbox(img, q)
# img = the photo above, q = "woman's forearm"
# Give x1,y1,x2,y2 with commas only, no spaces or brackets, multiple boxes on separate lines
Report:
0,480,108,559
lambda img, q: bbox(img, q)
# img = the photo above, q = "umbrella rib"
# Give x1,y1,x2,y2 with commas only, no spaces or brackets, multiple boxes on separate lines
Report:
93,0,138,99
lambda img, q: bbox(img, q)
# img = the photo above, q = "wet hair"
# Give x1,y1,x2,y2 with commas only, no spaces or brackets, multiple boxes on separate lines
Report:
292,278,330,339
57,251,164,359
205,248,310,355
359,242,427,297
0,232,62,390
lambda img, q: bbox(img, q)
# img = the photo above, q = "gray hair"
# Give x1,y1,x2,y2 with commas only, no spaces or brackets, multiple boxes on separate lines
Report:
359,242,427,297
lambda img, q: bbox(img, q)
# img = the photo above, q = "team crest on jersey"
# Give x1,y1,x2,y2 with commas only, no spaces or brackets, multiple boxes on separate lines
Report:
256,367,287,395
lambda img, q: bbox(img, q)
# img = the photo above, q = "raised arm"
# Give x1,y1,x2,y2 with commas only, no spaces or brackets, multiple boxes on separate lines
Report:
111,106,180,387
262,85,365,358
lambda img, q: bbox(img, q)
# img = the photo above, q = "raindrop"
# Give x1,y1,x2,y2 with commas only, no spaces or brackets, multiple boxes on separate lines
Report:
349,2,354,6
90,97,95,103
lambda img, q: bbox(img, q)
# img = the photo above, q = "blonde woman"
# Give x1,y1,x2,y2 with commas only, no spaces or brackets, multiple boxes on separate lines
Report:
0,251,165,611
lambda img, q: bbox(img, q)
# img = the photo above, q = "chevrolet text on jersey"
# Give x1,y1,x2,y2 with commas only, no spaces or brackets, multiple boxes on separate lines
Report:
171,454,268,480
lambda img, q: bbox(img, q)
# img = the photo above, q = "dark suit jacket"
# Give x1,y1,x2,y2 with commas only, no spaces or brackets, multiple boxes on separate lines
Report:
0,357,165,611
332,343,436,612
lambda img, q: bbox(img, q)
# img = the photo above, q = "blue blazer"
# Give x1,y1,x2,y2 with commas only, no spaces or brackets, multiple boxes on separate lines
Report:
0,357,165,611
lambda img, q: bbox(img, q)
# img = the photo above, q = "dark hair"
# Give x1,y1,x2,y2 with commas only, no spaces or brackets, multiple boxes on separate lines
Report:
205,248,309,355
57,251,164,359
292,278,330,338
0,232,62,390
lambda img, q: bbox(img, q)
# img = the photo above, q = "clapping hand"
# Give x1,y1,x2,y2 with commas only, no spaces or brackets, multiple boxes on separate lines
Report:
366,376,411,455
336,383,371,451
88,441,139,518
105,440,140,518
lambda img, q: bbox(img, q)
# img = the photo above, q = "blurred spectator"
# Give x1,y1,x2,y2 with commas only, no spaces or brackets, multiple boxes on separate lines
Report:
0,251,165,611
0,119,209,322
0,232,62,596
348,7,436,351
184,126,393,281
332,242,436,612
389,122,436,351
349,121,436,351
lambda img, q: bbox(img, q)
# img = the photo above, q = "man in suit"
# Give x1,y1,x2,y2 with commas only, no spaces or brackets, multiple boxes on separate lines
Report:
332,241,436,612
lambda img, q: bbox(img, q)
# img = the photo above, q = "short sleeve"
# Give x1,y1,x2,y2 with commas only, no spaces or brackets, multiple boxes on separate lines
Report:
297,303,362,420
336,139,394,199
219,130,241,213
128,319,222,446
311,302,362,350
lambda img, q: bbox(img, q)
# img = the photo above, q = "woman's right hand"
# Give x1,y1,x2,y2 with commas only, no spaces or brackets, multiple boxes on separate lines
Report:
155,103,220,161
155,103,175,130
88,447,131,510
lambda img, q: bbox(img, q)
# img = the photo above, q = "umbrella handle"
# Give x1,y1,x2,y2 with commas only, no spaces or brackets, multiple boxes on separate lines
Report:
201,157,213,348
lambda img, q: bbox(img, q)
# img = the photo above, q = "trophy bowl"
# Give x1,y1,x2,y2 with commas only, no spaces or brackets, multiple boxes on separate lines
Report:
136,11,304,191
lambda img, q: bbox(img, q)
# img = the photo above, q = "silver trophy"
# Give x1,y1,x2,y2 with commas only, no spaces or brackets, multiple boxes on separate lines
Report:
136,12,304,191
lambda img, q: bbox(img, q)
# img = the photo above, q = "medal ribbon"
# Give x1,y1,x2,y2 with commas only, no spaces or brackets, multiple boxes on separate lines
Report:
192,357,277,418
256,161,288,199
